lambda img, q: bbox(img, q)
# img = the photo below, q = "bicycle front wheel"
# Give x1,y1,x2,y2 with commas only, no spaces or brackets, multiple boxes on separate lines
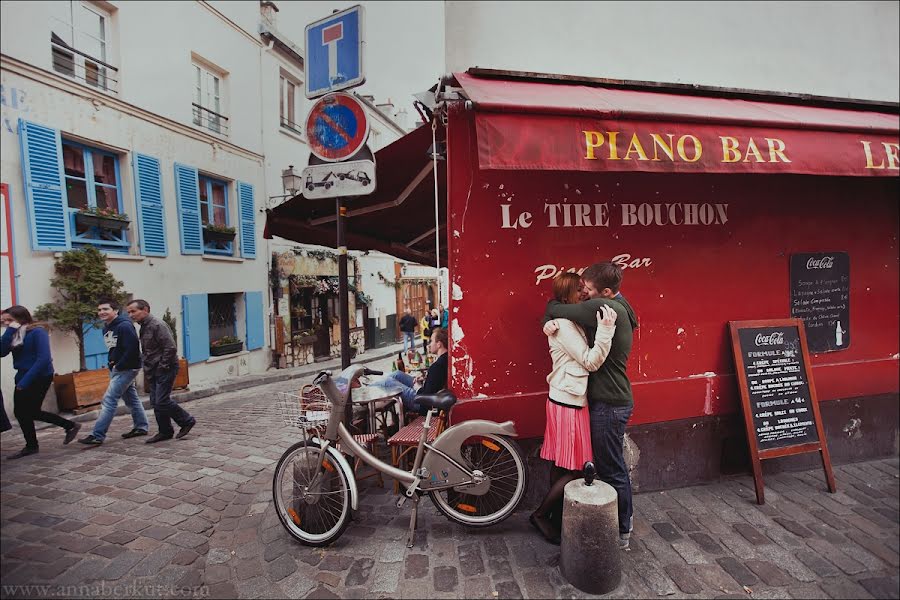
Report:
272,440,352,546
430,433,527,527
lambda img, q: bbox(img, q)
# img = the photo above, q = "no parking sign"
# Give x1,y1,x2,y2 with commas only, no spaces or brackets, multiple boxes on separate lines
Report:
305,92,370,163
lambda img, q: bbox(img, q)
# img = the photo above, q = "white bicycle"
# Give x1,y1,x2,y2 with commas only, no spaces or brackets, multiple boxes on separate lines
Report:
273,364,527,547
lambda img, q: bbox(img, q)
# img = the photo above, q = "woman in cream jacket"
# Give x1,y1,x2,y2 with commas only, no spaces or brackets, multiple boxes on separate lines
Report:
530,273,617,544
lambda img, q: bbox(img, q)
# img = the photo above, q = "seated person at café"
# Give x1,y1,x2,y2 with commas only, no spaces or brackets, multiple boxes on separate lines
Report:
387,327,448,415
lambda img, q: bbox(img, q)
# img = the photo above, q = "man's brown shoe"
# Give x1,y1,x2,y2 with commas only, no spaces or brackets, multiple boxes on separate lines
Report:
175,419,196,439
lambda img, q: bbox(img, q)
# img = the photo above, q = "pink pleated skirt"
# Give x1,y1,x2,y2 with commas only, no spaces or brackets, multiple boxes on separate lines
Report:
540,398,594,471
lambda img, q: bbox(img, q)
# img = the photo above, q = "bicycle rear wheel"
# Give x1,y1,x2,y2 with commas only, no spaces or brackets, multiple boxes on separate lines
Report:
430,433,526,527
272,440,352,546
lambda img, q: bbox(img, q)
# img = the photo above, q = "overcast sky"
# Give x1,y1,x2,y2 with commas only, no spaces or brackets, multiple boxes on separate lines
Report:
275,1,445,113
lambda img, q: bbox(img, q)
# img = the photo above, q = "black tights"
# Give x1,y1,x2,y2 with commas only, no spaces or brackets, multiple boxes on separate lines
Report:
14,376,74,449
535,465,579,528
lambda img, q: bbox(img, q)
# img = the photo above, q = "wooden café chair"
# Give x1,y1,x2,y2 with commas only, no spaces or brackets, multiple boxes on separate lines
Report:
387,408,449,495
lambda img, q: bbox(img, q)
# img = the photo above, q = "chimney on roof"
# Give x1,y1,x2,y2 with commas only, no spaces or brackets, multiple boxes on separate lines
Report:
260,1,279,28
395,107,409,128
376,97,394,114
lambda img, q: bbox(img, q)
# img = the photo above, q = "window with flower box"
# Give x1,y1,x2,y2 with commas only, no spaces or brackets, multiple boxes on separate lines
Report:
62,140,129,250
198,175,233,255
208,292,240,355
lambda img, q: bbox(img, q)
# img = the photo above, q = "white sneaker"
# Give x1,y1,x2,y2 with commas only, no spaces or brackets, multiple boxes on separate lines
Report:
619,516,633,549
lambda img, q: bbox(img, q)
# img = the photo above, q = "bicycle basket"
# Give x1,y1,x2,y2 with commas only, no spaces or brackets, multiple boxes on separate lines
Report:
276,389,332,430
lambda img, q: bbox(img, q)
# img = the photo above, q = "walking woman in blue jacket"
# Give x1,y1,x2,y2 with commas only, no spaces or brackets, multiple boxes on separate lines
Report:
1,306,80,459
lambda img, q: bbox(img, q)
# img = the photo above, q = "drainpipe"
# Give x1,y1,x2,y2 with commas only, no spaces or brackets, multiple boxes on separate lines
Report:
259,37,275,365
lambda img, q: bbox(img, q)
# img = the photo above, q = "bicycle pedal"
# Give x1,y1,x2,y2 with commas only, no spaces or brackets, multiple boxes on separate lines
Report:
396,496,408,509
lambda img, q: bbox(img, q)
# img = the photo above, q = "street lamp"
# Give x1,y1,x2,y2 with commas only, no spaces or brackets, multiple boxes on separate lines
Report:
281,165,303,196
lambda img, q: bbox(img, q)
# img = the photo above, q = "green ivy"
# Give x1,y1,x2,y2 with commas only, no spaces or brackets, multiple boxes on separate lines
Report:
377,272,402,289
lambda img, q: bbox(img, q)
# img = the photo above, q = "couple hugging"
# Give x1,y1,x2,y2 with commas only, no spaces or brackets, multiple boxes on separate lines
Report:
532,261,638,549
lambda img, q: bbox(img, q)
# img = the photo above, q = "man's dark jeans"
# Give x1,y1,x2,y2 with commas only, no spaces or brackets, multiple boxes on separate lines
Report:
589,401,633,534
147,366,193,437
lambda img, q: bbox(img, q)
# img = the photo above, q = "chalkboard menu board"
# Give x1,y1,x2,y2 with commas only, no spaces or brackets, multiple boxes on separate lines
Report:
735,325,818,451
790,252,850,353
729,319,836,504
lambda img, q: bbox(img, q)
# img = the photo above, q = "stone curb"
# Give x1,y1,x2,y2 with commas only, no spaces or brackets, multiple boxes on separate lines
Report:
42,342,407,427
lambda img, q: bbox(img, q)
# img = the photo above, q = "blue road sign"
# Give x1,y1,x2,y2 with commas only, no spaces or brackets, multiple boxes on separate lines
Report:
305,5,365,99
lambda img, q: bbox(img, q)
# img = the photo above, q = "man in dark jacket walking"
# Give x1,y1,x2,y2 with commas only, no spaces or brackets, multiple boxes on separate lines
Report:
79,298,149,445
399,310,418,354
126,300,195,443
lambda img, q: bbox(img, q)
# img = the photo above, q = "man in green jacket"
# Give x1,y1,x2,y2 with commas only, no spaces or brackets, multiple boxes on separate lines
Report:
544,261,639,548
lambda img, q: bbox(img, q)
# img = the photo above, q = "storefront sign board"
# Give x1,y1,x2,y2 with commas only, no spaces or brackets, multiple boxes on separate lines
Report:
790,252,850,353
729,318,836,504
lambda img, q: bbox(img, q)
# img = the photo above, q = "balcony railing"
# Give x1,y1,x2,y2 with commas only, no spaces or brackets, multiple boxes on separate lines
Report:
192,103,230,135
280,116,303,135
51,39,118,94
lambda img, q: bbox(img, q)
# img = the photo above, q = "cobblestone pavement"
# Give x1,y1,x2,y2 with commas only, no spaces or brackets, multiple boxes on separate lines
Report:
1,370,898,599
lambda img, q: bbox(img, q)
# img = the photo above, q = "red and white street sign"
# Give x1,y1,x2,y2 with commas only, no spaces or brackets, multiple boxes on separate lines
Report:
305,92,370,162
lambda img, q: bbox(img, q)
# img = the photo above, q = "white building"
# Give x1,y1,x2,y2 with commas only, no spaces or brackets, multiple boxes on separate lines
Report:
0,0,274,411
0,0,410,417
355,251,446,351
445,1,900,102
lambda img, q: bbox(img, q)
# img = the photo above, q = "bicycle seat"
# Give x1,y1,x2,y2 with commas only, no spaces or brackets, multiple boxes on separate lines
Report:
416,389,457,413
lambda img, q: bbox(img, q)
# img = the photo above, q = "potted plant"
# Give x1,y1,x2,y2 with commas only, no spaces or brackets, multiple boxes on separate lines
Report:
210,335,243,356
75,206,131,231
202,223,237,243
35,246,127,411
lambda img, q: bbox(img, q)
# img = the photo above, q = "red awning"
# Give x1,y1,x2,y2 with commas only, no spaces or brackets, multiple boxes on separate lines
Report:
456,72,900,176
266,123,448,266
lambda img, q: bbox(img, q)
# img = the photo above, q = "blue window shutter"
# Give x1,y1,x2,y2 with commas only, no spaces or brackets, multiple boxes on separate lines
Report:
237,181,256,259
245,291,265,350
17,118,70,251
82,321,107,370
174,163,202,255
182,293,210,363
133,153,167,256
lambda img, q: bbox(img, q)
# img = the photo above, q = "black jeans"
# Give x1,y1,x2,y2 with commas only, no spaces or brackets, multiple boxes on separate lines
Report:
13,376,75,449
147,366,193,437
589,401,634,534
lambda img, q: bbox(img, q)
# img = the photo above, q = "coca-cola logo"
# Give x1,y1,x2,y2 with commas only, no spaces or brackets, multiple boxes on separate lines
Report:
806,256,834,270
755,332,784,346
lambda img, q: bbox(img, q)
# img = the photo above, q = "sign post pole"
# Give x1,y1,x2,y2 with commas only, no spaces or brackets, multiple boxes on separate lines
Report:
304,4,370,372
337,198,351,370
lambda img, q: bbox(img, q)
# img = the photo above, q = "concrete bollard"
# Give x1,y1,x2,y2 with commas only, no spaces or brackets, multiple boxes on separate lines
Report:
560,478,622,595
